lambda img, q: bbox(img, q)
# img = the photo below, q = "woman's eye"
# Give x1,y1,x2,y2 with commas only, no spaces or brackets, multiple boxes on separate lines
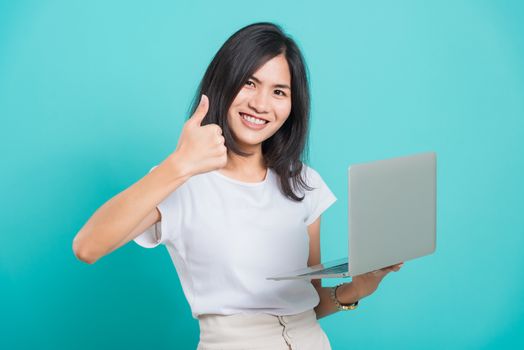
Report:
245,80,255,87
274,89,286,96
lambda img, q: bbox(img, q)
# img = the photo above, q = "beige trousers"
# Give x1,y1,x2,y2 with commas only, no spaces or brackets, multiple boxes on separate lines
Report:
196,309,332,350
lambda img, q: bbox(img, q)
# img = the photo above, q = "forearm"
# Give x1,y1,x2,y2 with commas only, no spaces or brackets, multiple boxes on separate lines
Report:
73,153,190,261
314,282,360,319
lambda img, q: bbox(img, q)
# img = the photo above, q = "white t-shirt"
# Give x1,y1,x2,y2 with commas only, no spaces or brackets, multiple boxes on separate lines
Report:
134,164,337,319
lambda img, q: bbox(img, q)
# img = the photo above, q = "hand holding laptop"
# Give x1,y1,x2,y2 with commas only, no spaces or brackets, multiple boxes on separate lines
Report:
335,262,404,304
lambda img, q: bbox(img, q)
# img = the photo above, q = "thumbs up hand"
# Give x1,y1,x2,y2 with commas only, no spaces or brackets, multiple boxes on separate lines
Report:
171,95,228,178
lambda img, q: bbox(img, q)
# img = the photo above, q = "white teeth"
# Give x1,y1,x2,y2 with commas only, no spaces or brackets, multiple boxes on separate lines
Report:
241,113,267,125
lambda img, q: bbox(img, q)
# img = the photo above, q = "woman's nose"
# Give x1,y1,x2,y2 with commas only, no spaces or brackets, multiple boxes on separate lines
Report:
248,91,269,114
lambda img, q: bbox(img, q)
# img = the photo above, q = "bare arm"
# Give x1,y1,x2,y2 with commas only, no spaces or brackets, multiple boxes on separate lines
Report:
308,217,403,319
73,95,228,264
72,154,190,264
308,217,352,319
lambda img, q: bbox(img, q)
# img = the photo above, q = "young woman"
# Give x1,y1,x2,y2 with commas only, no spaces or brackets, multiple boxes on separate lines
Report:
73,22,403,350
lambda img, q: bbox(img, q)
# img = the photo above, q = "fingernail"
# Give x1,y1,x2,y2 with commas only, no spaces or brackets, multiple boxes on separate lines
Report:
200,95,204,104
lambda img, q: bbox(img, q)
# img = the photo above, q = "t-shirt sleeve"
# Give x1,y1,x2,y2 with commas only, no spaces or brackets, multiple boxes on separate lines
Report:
303,165,337,226
133,165,180,248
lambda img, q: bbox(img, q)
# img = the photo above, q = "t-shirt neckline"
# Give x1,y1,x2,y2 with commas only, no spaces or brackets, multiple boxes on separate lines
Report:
211,168,271,187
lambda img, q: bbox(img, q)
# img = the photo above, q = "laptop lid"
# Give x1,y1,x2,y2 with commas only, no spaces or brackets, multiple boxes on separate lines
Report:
266,151,437,280
348,152,437,276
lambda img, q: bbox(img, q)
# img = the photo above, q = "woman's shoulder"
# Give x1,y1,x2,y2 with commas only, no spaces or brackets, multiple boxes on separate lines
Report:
298,162,323,183
284,162,325,196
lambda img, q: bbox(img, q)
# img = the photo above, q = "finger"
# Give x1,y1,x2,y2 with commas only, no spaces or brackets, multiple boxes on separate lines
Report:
384,265,400,273
372,269,387,278
391,263,403,271
386,262,403,269
216,144,227,156
379,266,397,274
190,94,209,126
202,123,222,135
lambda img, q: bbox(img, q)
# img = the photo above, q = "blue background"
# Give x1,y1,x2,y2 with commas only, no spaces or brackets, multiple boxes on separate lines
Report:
1,0,523,349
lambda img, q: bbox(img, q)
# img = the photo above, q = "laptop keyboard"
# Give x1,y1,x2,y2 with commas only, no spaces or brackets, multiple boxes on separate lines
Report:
298,263,349,276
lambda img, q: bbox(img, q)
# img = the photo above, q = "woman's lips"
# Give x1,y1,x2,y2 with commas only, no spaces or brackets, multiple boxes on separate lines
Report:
239,112,269,130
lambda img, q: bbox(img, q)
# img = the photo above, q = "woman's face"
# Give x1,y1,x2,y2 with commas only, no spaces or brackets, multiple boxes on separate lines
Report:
227,54,292,152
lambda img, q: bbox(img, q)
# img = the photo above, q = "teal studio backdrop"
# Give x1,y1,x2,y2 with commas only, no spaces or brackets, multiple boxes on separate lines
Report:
1,0,523,349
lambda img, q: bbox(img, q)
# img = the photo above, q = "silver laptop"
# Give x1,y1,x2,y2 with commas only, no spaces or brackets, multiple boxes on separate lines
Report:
267,152,437,280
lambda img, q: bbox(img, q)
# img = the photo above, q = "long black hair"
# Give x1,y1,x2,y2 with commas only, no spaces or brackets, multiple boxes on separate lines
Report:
189,22,313,201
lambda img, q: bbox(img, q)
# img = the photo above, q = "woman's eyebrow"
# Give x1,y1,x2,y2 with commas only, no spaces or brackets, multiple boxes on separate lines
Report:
250,75,291,90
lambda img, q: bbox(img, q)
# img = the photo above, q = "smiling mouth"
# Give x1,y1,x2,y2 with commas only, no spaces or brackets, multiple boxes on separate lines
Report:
239,112,269,125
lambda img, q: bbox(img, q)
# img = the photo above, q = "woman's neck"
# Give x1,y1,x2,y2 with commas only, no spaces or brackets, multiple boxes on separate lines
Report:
220,147,267,182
